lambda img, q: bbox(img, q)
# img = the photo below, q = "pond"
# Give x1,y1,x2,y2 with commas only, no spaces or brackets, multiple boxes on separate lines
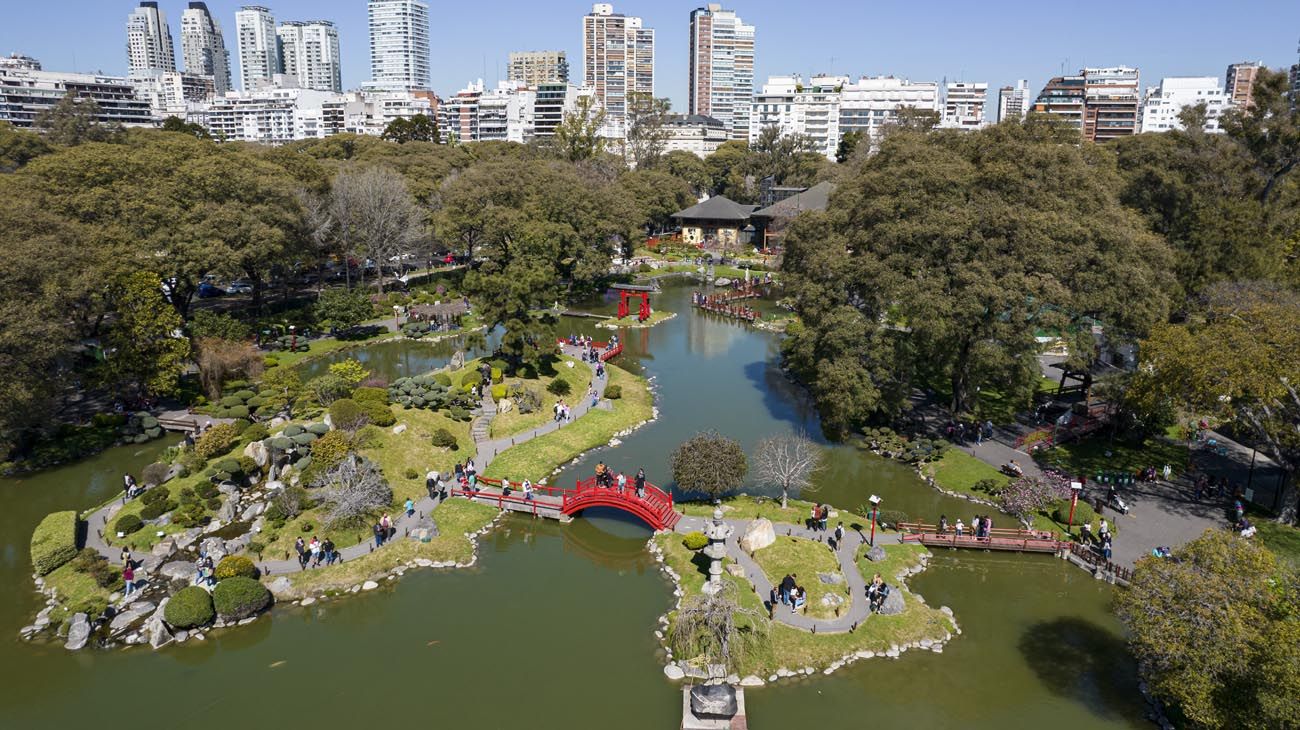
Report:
0,282,1146,728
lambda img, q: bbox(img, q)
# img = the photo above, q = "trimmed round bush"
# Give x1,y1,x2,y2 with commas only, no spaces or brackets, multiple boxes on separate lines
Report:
141,486,170,505
433,373,452,387
195,423,241,459
140,500,177,520
140,416,159,429
213,577,273,620
164,585,215,629
224,405,250,419
243,423,269,442
305,422,330,436
283,424,304,437
431,428,458,450
603,384,622,400
114,514,144,535
461,370,480,387
547,377,571,396
311,430,351,470
1052,499,1098,528
403,467,419,480
490,367,503,384
219,395,243,408
30,511,78,575
329,398,367,430
361,400,396,427
217,458,241,474
214,555,258,581
353,386,389,405
291,432,318,446
682,531,709,551
491,384,507,400
269,436,294,452
230,418,252,434
233,390,256,401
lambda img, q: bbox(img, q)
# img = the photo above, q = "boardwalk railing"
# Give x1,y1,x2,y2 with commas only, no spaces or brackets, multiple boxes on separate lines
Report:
556,339,622,362
897,522,1068,553
1065,541,1134,583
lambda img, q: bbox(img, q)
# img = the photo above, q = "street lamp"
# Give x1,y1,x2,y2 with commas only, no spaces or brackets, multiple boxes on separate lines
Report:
868,494,881,547
1067,481,1083,536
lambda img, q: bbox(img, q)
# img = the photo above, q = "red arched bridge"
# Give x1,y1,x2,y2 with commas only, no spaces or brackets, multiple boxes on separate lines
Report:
450,475,680,531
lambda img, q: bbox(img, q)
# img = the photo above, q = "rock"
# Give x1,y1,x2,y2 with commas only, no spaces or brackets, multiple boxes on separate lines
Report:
108,607,151,634
738,518,776,553
217,498,239,523
174,528,202,550
725,563,746,577
300,597,316,606
939,605,954,617
147,600,173,649
819,593,845,608
496,399,513,414
450,350,465,371
739,675,764,687
663,664,685,680
243,440,270,468
139,554,164,575
269,417,288,428
150,540,176,558
251,517,265,534
878,588,905,616
128,601,156,613
817,572,844,585
689,684,737,718
200,537,227,563
866,546,887,562
361,581,379,591
64,613,91,651
239,502,263,522
159,561,197,582
392,424,407,435
268,577,292,595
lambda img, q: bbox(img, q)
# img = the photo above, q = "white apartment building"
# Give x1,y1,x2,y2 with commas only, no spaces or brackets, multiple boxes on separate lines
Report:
583,3,654,131
532,82,591,138
126,2,176,76
751,74,940,158
277,21,342,93
1139,76,1231,133
940,81,988,130
439,80,536,143
130,70,215,119
197,84,433,143
688,4,755,141
663,114,729,157
180,2,231,95
0,66,153,128
235,6,279,91
1,54,41,71
998,79,1030,122
508,51,568,87
367,0,431,91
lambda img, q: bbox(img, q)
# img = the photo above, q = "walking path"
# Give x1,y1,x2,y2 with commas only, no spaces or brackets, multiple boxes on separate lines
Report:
85,343,617,580
672,514,903,634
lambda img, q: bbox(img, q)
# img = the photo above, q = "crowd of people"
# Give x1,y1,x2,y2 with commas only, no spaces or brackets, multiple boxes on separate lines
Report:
592,462,648,498
936,514,996,539
867,573,892,613
294,535,343,569
946,419,996,446
776,573,807,611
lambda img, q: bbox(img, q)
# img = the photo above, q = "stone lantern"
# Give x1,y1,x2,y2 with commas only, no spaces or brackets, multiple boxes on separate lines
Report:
702,505,732,595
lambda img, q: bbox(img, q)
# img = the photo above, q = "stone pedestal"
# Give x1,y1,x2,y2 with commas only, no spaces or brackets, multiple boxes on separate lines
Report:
702,506,733,596
681,685,747,730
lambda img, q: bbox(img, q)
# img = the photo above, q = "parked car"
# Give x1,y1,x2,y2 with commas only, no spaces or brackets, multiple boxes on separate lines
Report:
226,281,253,294
197,282,226,298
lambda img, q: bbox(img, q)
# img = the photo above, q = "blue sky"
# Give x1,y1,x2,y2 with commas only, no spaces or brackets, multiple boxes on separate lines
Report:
3,1,1298,109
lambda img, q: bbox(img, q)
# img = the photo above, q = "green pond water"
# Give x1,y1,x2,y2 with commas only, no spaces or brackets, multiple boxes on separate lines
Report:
0,283,1146,729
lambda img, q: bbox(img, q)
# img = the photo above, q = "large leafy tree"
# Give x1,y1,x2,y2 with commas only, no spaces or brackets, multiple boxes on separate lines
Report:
783,120,1172,429
381,114,439,144
1115,530,1300,729
622,92,673,169
34,94,122,146
550,95,607,163
98,271,190,396
434,158,623,364
0,122,52,172
1221,68,1300,205
670,431,748,500
617,168,694,240
1128,283,1300,523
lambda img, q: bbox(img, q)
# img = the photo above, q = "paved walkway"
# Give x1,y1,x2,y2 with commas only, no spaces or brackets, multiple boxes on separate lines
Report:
87,343,616,579
673,514,903,634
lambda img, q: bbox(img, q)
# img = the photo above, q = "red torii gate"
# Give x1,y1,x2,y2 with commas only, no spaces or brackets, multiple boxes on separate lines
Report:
616,290,652,321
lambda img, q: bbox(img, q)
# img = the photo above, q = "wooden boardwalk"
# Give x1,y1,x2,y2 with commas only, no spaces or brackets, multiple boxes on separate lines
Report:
897,523,1069,554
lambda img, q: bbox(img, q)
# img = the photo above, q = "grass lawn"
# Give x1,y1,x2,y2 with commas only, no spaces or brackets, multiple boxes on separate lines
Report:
678,495,874,528
278,498,497,598
750,536,847,620
98,470,224,552
1252,515,1300,570
655,534,953,677
44,560,119,627
1034,434,1189,480
490,357,593,440
267,330,393,369
597,310,676,329
925,450,1010,500
483,364,652,482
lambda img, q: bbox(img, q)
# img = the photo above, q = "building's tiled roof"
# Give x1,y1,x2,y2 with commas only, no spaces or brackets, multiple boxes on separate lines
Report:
671,195,757,222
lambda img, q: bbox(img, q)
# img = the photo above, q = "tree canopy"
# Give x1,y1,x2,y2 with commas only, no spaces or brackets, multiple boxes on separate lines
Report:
670,431,748,499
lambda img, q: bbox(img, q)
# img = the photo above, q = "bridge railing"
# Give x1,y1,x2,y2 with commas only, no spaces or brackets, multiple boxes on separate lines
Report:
1065,541,1134,583
897,522,1059,541
569,476,674,515
556,339,623,361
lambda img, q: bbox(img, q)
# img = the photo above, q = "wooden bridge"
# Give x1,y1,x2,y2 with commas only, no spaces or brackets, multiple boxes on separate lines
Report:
558,338,623,362
451,475,681,531
897,522,1070,554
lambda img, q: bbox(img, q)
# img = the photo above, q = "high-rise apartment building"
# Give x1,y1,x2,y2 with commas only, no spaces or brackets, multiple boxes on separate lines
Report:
367,0,431,91
940,81,988,130
997,79,1030,122
1225,62,1262,108
508,51,568,87
1033,67,1139,142
0,66,154,128
126,2,176,76
1139,76,1231,133
583,3,655,132
235,6,279,90
278,21,342,93
180,2,231,95
688,4,754,141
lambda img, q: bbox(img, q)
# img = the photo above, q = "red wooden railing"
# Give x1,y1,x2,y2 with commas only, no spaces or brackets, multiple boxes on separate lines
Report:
451,473,678,529
556,339,622,361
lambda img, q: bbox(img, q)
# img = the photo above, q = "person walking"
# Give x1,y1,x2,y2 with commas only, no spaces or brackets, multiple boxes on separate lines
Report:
122,565,135,597
1098,518,1110,541
373,522,385,548
634,469,646,499
523,479,534,502
120,548,132,568
322,537,336,566
616,472,627,494
405,498,415,518
295,537,307,570
381,513,393,540
833,522,845,550
309,537,322,568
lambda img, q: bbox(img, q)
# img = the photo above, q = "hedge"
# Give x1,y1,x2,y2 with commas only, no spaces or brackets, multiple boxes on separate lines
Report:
212,576,273,620
603,384,622,400
114,513,144,536
431,428,458,450
682,531,709,551
1052,499,1098,528
353,386,390,405
31,511,79,575
214,555,258,581
164,586,215,629
361,400,396,427
547,378,571,396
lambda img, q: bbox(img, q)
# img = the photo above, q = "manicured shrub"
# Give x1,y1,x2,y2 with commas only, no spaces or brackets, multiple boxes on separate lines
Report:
219,395,243,408
30,511,79,575
433,373,452,387
243,423,269,442
195,423,241,460
217,458,242,475
269,437,294,452
114,513,143,536
230,418,252,434
237,455,258,475
329,398,368,431
361,400,396,427
404,467,419,480
682,531,709,551
224,406,250,419
547,377,571,396
233,390,256,401
141,462,171,486
491,384,507,400
490,367,503,384
140,500,177,520
973,478,1004,495
461,370,480,387
214,555,258,581
164,585,215,629
311,430,351,470
1052,499,1098,528
141,486,170,505
449,406,470,422
876,509,911,527
603,384,622,400
205,497,222,511
353,386,389,405
431,428,458,450
305,422,331,436
71,549,122,589
283,424,304,437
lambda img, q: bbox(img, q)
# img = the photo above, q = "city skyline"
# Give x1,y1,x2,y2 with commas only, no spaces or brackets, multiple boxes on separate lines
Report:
2,0,1296,109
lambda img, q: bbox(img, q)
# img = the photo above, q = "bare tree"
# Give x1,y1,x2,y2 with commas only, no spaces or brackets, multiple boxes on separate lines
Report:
331,166,425,293
312,456,392,528
753,431,824,508
668,582,770,674
195,337,263,400
297,188,334,294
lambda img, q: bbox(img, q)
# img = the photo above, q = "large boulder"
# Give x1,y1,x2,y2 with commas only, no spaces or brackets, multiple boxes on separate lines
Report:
146,599,173,650
159,560,197,582
64,613,91,651
108,605,152,635
689,684,738,718
738,518,775,554
150,539,176,558
866,546,887,562
243,440,270,468
200,537,227,564
217,498,239,523
878,588,905,616
267,577,292,596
